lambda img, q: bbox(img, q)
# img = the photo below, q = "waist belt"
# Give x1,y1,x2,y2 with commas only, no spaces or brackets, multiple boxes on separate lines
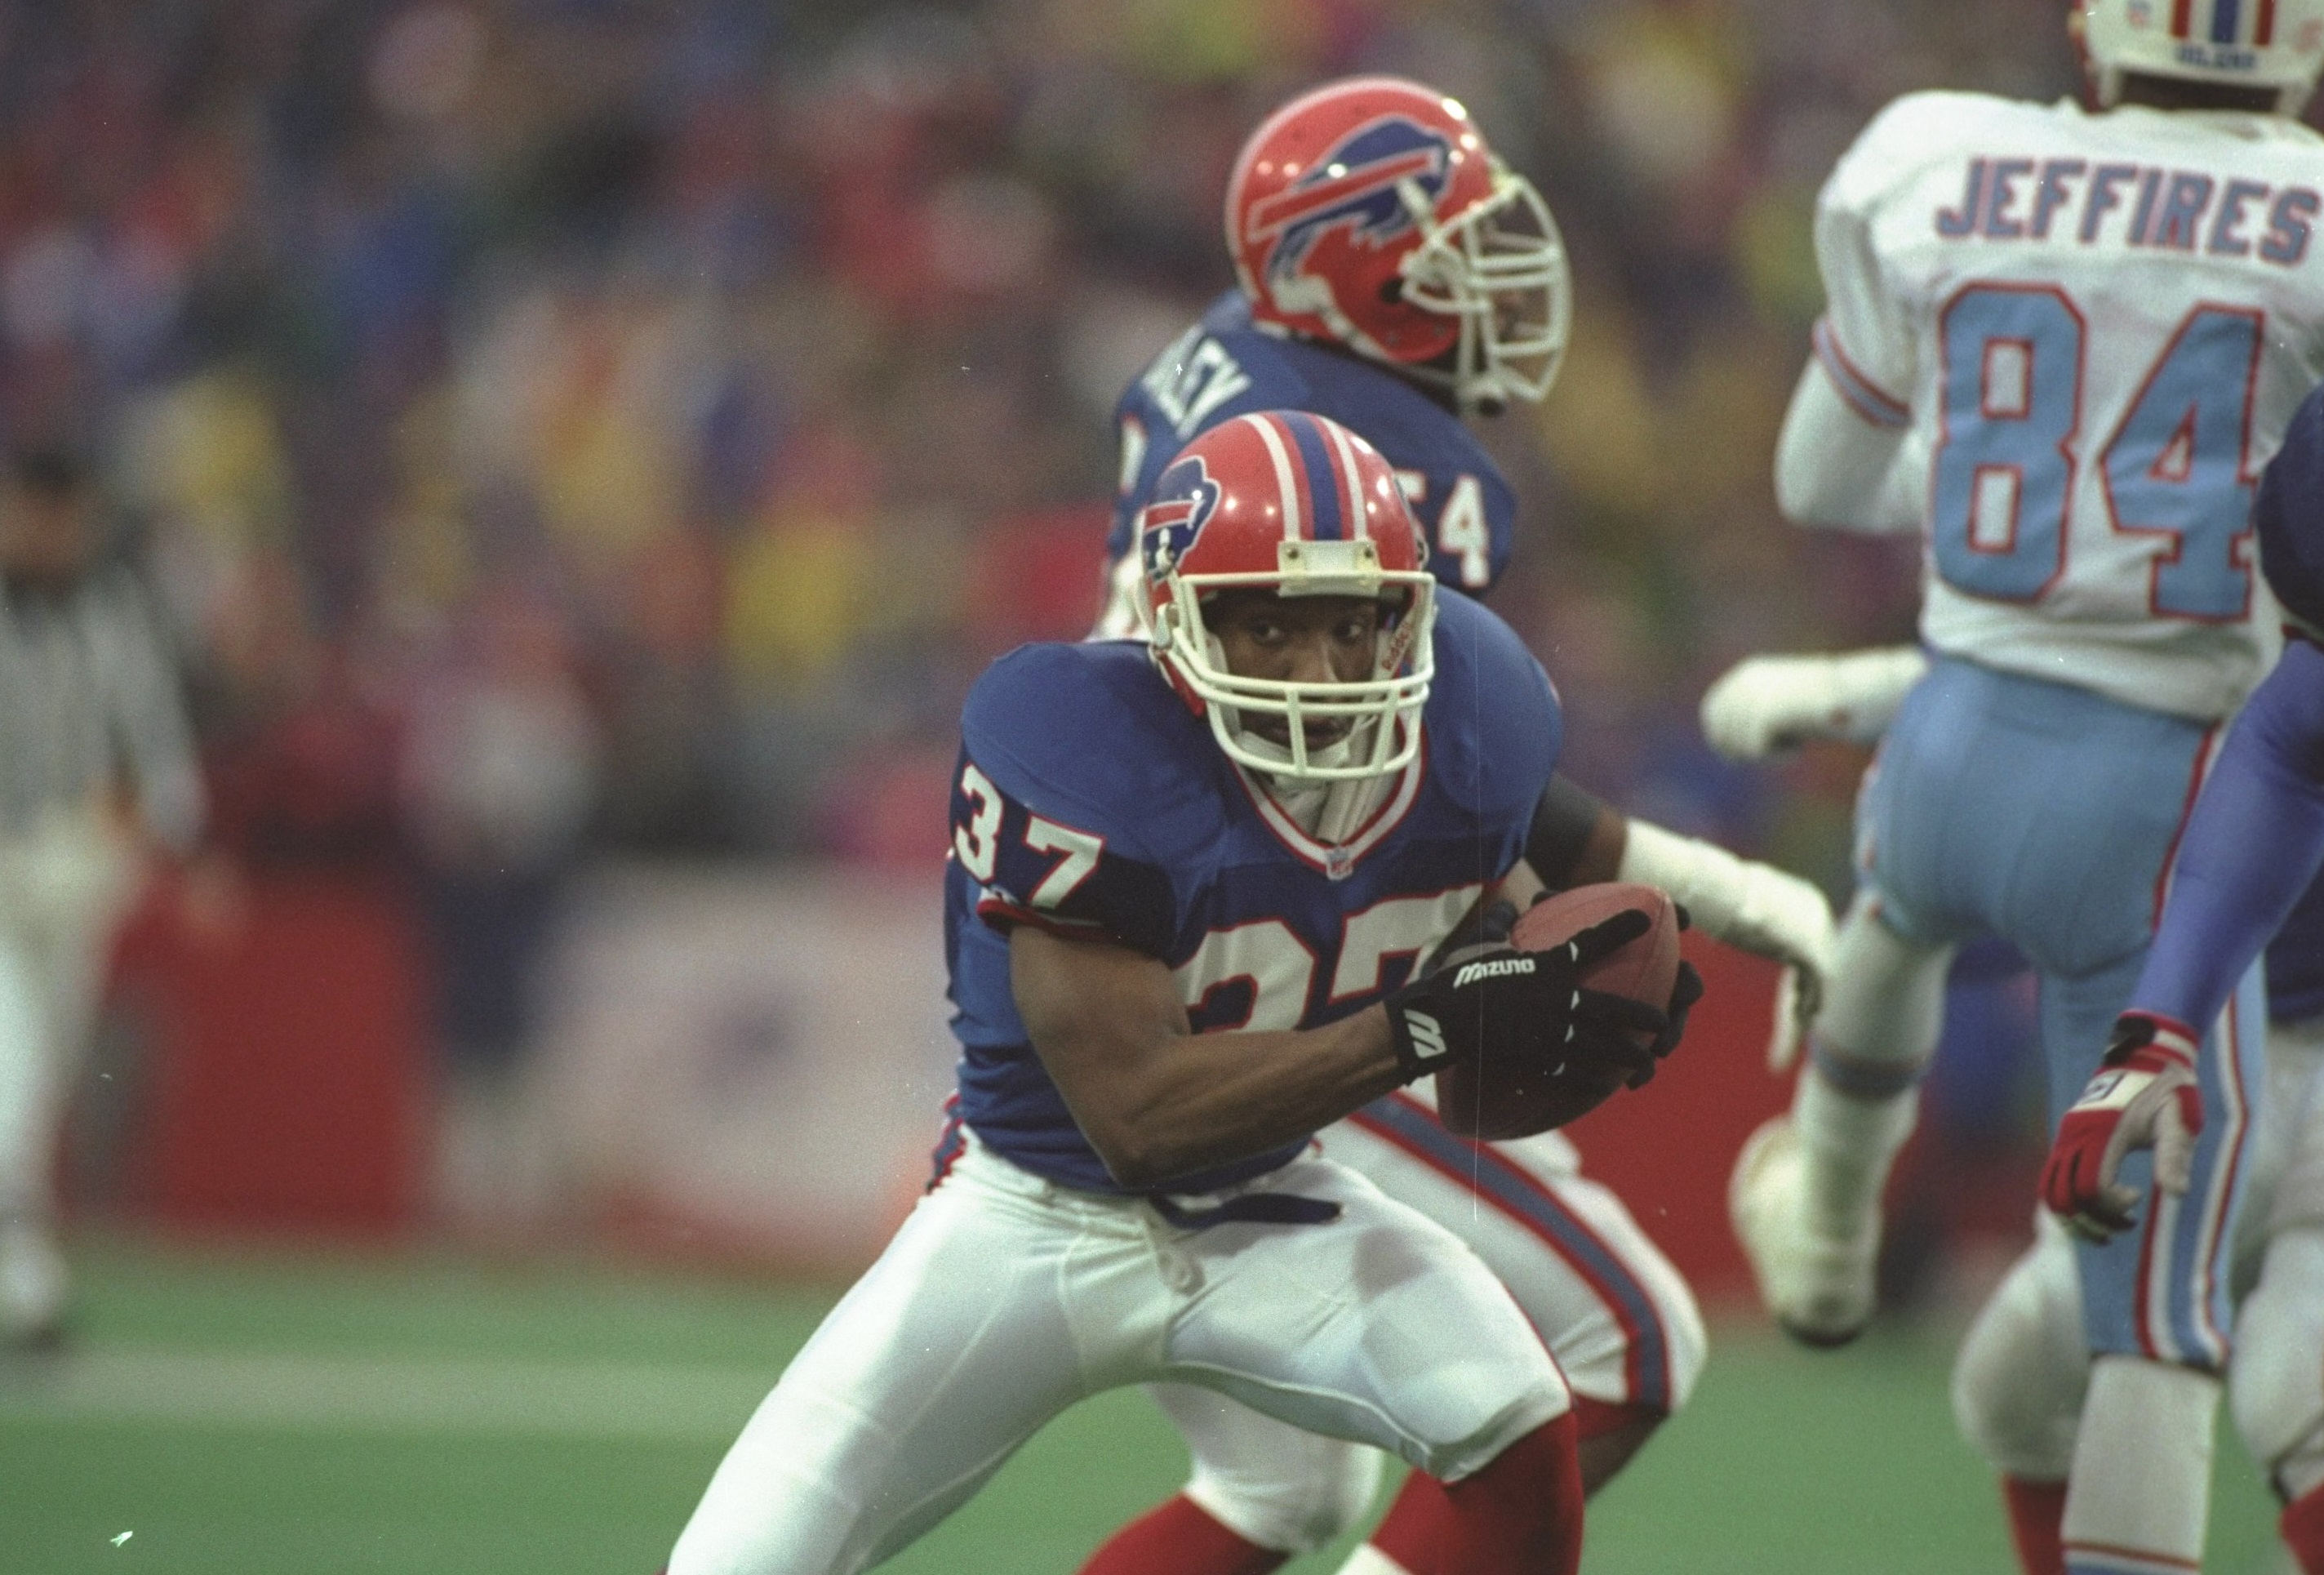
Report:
1145,1192,1341,1230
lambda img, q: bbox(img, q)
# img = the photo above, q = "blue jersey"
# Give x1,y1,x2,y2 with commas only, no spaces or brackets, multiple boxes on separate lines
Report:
941,591,1562,1195
1108,292,1517,598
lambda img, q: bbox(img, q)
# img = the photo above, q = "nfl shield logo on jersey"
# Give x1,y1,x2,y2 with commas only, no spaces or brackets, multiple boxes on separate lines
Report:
1242,117,1453,283
1140,455,1223,583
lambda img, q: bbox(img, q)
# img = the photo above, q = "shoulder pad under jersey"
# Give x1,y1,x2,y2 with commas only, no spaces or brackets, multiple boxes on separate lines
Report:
1422,592,1564,824
953,641,1215,954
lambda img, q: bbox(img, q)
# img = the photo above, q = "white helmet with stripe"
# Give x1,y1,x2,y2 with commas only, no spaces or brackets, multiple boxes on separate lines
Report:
2082,0,2324,114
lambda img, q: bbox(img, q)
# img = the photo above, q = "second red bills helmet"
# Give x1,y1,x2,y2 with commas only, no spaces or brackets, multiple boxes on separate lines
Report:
1139,409,1437,784
1226,75,1571,413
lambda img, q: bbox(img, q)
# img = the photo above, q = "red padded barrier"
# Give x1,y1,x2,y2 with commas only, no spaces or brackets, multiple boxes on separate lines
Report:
110,874,429,1236
1561,932,1791,1302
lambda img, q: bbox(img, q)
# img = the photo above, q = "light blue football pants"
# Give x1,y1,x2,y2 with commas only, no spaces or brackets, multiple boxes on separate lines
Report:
1857,654,2264,1367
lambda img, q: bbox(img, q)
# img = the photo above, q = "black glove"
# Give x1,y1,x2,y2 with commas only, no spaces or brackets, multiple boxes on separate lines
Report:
1384,909,1671,1086
1517,891,1700,1083
1637,960,1704,1079
1419,897,1520,974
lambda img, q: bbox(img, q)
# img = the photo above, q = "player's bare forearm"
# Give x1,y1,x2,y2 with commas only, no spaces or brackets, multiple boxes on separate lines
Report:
1083,1010,1406,1189
1010,926,1406,1190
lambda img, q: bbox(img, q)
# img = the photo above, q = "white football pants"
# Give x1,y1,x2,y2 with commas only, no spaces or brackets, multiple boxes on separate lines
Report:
1141,1088,1709,1553
0,813,136,1222
666,1137,1571,1575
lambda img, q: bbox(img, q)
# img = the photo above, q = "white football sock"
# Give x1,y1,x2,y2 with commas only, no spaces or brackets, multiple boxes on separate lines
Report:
1794,1067,1917,1242
1791,896,1951,1240
1784,901,1952,1244
2062,1355,2220,1573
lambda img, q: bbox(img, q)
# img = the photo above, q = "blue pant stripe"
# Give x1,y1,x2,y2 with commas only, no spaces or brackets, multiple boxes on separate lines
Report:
2159,968,2261,1364
1357,1096,1673,1409
1857,656,2249,1361
1808,1041,1924,1099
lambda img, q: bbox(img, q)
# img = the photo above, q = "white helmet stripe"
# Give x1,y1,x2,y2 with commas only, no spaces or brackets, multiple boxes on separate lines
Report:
1243,412,1304,541
1321,419,1373,541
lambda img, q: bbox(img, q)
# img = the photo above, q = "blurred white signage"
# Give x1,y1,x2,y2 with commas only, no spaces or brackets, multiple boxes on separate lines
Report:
535,863,958,1266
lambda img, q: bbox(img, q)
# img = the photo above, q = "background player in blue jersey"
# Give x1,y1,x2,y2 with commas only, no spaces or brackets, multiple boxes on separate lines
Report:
1719,3,2324,1572
1098,76,1830,1056
663,411,1689,1575
1079,76,1836,1575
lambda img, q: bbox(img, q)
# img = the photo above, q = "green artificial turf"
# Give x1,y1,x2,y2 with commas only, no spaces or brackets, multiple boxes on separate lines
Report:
0,1236,2289,1574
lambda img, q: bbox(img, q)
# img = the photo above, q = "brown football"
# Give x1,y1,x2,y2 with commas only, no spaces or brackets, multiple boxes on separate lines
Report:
1433,882,1682,1141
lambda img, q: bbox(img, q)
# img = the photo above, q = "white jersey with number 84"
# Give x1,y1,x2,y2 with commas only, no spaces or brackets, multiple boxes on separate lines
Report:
1810,91,2324,721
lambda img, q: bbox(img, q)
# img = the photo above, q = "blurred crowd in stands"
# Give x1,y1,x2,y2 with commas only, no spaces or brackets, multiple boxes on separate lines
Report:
1,0,2100,1252
0,0,2082,883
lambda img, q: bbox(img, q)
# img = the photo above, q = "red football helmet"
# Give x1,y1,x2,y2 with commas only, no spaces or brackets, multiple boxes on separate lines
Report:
1226,77,1571,413
1138,409,1436,783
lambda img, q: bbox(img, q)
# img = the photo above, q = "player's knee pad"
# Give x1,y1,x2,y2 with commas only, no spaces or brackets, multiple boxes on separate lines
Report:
1953,1221,2088,1480
2233,1226,2324,1501
1814,895,1953,1080
1155,1383,1384,1554
2233,1019,2324,1295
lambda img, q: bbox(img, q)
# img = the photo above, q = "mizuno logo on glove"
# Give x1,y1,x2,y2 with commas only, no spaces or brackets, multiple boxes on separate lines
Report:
1382,911,1673,1094
1450,956,1536,990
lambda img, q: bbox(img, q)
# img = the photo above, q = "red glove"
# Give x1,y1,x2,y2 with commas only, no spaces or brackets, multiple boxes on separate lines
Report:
2041,1013,2204,1244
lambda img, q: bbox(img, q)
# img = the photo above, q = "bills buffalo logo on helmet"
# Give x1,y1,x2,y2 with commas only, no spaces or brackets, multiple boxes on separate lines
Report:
1242,117,1453,282
1140,456,1224,583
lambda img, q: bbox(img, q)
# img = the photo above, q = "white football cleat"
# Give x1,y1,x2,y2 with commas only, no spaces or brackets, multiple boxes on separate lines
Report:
1729,1116,1877,1348
0,1218,70,1351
